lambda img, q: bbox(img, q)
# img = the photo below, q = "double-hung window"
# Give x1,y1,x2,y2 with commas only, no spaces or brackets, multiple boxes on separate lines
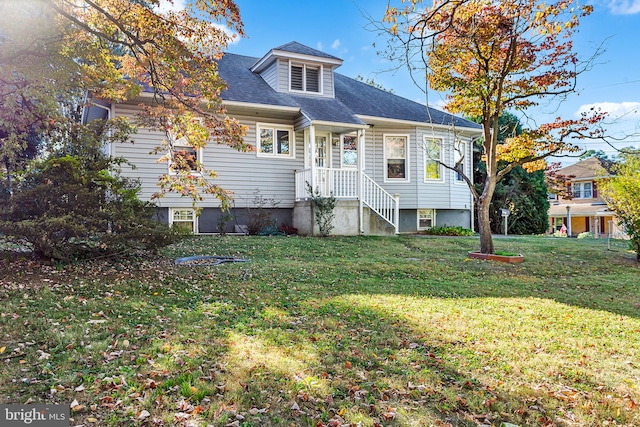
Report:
169,138,202,175
553,217,564,231
290,63,321,93
424,137,443,181
168,119,203,174
385,135,409,181
572,182,593,199
257,123,294,158
169,208,197,233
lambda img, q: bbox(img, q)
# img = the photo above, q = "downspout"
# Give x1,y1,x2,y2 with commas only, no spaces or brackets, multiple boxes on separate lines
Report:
358,128,365,234
309,125,316,192
470,136,480,232
309,125,316,235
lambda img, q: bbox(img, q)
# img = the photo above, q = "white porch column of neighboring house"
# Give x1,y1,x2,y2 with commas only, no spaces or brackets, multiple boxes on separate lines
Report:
566,205,572,236
309,125,316,194
357,128,365,234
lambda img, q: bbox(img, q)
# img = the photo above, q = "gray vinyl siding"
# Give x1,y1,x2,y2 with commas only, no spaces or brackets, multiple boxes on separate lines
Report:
111,104,172,203
363,125,472,211
294,114,311,131
323,66,334,98
280,59,333,98
206,117,303,209
112,104,304,209
277,59,289,93
260,61,278,91
112,102,473,225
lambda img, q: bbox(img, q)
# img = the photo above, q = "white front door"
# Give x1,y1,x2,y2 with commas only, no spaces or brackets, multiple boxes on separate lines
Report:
314,133,330,195
315,134,329,167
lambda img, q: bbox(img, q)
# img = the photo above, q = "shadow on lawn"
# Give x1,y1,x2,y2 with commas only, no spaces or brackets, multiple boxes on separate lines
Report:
158,289,632,426
1,235,638,426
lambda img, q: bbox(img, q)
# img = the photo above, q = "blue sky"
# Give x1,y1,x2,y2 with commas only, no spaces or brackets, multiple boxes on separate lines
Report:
168,0,640,162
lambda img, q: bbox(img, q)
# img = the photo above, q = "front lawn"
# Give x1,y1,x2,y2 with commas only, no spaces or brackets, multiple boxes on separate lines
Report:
1,236,638,426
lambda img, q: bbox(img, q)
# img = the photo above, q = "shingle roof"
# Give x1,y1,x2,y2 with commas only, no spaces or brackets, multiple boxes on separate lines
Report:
558,157,614,179
218,53,298,108
273,41,342,61
217,45,481,131
334,74,479,128
219,53,363,126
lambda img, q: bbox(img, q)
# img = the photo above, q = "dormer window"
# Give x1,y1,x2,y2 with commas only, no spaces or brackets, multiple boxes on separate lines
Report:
290,63,321,93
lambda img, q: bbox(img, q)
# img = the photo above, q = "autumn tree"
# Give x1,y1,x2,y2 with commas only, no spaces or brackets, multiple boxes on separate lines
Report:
472,112,550,234
600,150,640,261
382,0,605,254
0,0,246,206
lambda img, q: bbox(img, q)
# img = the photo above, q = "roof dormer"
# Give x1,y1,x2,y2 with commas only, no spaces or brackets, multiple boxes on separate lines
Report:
251,41,342,98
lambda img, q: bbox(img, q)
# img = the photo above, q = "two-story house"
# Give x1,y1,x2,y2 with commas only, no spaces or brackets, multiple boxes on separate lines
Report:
83,41,483,235
548,156,622,237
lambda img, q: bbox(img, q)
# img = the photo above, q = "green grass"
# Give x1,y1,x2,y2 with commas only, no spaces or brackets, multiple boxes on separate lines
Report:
0,235,639,426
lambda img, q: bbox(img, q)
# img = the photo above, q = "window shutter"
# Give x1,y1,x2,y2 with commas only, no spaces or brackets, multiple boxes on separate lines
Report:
592,181,598,198
306,66,320,92
290,65,303,91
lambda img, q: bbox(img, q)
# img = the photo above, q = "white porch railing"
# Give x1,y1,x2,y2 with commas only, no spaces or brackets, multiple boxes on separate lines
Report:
361,173,399,233
295,168,399,233
295,168,358,199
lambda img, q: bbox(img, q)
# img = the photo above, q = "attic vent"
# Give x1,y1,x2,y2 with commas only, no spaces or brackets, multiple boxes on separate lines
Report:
290,63,321,93
290,65,303,91
306,66,319,92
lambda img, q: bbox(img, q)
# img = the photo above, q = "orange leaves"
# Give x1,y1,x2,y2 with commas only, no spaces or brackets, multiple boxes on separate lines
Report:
385,0,593,127
33,0,248,205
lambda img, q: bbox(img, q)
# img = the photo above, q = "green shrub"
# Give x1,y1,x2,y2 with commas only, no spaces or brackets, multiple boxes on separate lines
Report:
306,183,337,237
419,225,475,236
577,231,595,239
0,120,183,261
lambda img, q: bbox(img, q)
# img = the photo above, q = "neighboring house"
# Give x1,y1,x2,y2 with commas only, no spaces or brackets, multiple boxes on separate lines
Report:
83,41,482,235
548,157,624,237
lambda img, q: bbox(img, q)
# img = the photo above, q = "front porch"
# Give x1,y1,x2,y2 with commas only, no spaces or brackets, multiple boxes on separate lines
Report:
293,167,399,235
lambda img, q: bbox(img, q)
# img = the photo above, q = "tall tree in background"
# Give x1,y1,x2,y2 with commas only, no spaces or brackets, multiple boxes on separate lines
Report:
382,0,605,254
0,0,246,205
473,112,550,234
600,150,640,261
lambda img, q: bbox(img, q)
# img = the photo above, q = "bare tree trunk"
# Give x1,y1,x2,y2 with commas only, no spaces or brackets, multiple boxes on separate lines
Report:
477,195,494,254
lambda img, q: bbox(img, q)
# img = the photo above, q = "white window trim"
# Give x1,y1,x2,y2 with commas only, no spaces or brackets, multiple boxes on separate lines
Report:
423,136,444,183
289,61,323,94
168,142,203,176
453,140,467,185
553,217,564,231
167,118,205,176
256,123,295,159
417,209,436,230
169,208,197,233
341,133,358,169
384,134,410,183
572,181,593,199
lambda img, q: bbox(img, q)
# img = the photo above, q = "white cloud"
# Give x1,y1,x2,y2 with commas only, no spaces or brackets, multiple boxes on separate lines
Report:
331,39,341,50
606,0,640,14
576,101,640,120
317,42,324,51
211,22,240,45
156,0,187,14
